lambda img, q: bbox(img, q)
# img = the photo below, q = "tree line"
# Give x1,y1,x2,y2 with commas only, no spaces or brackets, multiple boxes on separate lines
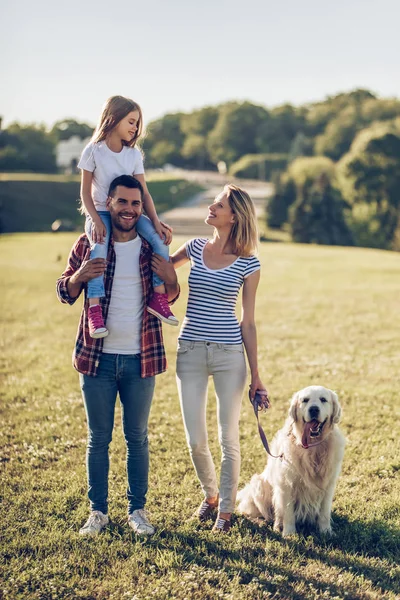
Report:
1,89,400,249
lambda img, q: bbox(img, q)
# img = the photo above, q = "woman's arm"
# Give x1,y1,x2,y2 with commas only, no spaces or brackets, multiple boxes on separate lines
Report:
81,170,106,243
241,269,267,399
134,173,172,245
171,244,190,269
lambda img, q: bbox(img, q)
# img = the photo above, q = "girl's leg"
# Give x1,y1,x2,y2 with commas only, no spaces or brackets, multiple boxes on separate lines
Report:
136,215,169,290
85,212,111,301
136,215,178,326
176,341,219,504
212,345,247,520
85,212,111,338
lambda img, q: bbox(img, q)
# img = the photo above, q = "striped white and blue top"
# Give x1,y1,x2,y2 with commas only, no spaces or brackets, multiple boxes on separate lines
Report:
179,238,261,344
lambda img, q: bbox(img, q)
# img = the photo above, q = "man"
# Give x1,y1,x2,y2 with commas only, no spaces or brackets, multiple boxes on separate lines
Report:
56,175,179,536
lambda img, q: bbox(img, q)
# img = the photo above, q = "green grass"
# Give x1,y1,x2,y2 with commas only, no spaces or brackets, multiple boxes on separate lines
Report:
0,176,203,233
1,234,400,600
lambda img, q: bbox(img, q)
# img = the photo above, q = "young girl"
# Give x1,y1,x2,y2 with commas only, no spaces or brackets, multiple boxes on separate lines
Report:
78,95,178,338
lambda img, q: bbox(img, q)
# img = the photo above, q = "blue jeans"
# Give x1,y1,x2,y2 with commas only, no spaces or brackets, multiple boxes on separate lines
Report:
136,215,169,288
79,353,155,515
85,211,111,299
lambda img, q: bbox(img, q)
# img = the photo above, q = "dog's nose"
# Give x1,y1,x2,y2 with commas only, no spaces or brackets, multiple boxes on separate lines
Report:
309,405,320,419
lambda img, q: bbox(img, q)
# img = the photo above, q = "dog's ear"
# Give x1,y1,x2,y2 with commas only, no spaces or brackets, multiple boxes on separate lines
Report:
289,393,299,422
330,390,342,424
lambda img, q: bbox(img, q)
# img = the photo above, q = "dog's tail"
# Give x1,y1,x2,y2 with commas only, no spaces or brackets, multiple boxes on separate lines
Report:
237,474,273,521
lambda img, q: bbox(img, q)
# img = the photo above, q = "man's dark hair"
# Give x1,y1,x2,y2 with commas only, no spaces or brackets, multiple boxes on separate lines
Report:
108,175,144,199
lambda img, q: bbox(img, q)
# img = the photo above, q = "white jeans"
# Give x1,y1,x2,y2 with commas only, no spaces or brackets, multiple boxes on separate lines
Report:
176,340,247,513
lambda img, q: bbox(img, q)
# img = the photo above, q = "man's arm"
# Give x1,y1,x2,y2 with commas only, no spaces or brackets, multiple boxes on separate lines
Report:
151,254,180,303
56,237,106,305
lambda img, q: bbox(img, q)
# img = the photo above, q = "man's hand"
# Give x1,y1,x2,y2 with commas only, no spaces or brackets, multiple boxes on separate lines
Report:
67,258,106,299
151,254,177,285
71,258,106,284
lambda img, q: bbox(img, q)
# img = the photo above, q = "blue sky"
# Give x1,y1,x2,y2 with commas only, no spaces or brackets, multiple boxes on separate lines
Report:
1,0,399,128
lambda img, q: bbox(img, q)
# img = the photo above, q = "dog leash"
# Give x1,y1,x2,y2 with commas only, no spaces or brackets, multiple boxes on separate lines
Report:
249,390,283,460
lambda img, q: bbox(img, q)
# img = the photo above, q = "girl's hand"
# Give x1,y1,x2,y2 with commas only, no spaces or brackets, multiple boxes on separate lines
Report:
249,376,268,401
154,220,173,245
92,218,106,244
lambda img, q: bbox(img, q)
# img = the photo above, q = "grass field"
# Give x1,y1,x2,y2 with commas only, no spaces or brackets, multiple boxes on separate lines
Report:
1,233,400,600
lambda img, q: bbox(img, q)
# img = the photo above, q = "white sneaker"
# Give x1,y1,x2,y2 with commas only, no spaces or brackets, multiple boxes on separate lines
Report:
79,510,109,536
128,509,155,536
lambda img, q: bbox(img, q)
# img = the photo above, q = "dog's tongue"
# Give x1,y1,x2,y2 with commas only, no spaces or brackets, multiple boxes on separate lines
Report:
302,419,319,448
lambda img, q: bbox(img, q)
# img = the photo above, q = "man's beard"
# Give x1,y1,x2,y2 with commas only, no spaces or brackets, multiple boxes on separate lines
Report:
110,211,138,232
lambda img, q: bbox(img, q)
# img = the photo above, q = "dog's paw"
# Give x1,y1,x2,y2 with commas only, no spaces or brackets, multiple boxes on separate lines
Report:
319,525,335,537
318,517,333,536
282,525,297,537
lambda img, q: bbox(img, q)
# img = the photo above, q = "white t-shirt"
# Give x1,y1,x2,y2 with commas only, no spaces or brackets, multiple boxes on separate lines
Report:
78,141,145,211
102,236,144,355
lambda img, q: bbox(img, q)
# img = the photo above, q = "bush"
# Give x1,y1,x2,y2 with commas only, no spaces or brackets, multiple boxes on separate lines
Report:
266,174,296,228
229,153,288,180
287,156,336,187
289,174,353,246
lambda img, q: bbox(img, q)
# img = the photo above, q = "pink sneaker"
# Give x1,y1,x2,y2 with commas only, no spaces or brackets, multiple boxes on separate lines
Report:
88,305,109,339
147,292,179,326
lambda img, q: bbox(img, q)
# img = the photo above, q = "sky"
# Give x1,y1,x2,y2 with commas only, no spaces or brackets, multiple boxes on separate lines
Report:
1,0,400,129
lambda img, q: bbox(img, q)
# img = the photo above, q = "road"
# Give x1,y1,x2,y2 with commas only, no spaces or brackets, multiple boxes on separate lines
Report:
156,169,273,237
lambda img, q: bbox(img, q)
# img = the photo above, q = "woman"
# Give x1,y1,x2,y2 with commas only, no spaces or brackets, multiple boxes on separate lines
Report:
171,184,267,532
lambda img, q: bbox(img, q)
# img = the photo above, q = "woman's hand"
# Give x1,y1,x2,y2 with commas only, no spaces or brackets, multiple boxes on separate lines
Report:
91,218,107,244
249,375,268,401
154,220,173,245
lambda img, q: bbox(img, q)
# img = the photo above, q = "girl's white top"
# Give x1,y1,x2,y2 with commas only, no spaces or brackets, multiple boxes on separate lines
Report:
78,141,145,211
179,238,261,344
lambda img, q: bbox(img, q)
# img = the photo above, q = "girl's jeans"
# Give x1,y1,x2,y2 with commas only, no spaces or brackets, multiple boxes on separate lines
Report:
176,340,247,513
79,353,155,515
136,215,169,288
85,211,111,299
85,212,169,298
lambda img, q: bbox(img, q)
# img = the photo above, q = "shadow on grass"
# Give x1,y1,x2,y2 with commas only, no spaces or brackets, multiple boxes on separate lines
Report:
136,512,399,599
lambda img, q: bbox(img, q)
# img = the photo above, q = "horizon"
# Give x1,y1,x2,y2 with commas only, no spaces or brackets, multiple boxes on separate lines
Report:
2,86,399,131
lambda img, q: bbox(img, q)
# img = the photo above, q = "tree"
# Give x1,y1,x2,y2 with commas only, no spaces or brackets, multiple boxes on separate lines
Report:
0,123,57,172
142,113,185,167
181,134,211,170
50,119,94,142
338,121,400,249
266,173,296,229
314,106,362,160
305,89,376,137
289,174,353,245
207,102,269,167
257,104,306,154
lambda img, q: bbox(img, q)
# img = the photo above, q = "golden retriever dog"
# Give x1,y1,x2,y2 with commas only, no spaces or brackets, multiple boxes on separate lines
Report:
237,386,345,537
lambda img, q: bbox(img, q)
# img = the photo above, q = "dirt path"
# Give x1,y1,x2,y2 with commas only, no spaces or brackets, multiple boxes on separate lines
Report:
157,170,273,236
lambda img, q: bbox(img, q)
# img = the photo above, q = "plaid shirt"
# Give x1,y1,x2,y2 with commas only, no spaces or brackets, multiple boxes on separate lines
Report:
56,233,178,378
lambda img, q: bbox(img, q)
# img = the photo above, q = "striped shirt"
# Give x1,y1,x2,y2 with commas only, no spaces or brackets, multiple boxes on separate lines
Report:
56,234,178,378
179,238,261,344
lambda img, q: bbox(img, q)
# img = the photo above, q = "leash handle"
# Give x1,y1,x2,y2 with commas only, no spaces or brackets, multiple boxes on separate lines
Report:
249,390,283,460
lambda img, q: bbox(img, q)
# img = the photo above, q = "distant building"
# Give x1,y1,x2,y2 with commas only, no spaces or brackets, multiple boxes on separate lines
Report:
56,136,91,173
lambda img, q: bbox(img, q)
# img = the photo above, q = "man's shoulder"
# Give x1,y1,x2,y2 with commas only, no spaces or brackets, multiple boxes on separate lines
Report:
71,233,90,255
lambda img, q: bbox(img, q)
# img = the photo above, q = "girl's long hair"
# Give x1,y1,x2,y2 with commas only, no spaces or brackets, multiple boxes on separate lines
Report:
224,184,259,257
91,96,143,147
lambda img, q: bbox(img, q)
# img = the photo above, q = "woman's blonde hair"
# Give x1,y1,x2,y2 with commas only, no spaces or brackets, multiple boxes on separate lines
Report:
91,95,143,147
224,184,259,257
